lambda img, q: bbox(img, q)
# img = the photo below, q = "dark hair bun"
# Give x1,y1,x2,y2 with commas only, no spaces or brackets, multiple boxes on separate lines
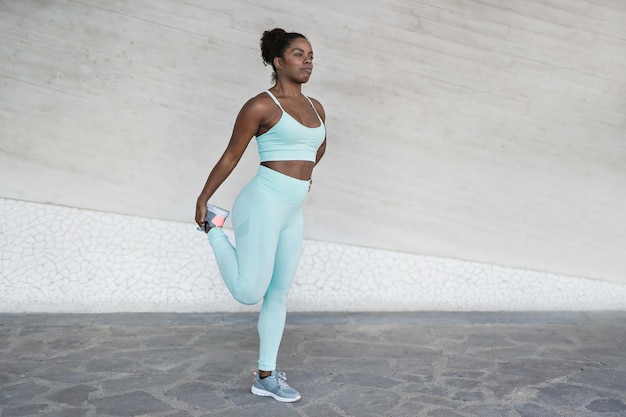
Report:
259,28,307,81
260,28,287,66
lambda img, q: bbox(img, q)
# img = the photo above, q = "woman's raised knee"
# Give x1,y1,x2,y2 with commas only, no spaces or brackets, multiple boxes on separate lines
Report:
233,291,263,305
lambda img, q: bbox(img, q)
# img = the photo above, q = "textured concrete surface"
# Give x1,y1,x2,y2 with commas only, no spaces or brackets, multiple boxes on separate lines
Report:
0,312,624,417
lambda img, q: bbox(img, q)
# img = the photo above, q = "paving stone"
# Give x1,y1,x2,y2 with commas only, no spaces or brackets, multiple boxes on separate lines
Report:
18,338,50,355
289,378,343,403
84,357,142,374
34,367,102,384
488,358,582,397
46,385,97,407
220,388,261,407
198,360,253,378
445,355,494,373
474,345,540,361
1,404,48,417
450,390,484,402
164,382,229,409
396,372,433,385
394,361,436,382
162,412,193,417
330,385,402,417
41,408,88,417
97,372,186,392
0,381,48,405
0,361,42,377
464,332,515,348
426,408,465,417
119,348,200,370
330,372,401,389
162,412,192,417
288,312,349,326
206,403,299,417
442,377,482,390
49,346,121,363
0,373,11,385
47,336,85,351
402,383,449,398
569,369,626,392
383,400,426,417
89,391,172,416
534,383,620,413
306,340,439,359
513,402,564,417
585,398,626,412
299,403,344,417
144,332,196,348
307,357,392,376
461,404,519,417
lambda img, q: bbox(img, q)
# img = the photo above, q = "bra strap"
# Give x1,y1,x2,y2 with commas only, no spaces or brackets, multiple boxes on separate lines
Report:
265,90,284,110
304,95,323,122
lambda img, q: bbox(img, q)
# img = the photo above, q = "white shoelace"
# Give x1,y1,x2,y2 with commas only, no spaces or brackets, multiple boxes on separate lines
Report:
275,372,291,389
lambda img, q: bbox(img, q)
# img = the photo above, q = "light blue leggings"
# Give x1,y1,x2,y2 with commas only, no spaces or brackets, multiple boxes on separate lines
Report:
207,165,309,371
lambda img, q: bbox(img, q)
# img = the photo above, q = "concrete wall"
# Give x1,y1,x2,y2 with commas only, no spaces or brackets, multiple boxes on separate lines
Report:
1,0,625,311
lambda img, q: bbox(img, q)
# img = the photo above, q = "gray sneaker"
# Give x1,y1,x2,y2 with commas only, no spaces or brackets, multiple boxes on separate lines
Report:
251,371,301,402
197,203,230,232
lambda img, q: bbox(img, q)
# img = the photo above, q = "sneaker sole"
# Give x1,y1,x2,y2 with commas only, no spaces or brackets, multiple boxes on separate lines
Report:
206,204,230,218
250,385,301,403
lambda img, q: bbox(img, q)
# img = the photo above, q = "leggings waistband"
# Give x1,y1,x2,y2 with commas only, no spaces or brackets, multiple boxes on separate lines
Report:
249,165,310,205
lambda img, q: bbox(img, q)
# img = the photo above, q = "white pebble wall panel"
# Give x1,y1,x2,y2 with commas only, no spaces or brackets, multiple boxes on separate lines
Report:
1,198,624,313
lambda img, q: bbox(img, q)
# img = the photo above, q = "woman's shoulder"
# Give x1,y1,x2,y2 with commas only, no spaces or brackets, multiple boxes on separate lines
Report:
307,95,323,107
239,91,275,115
246,91,276,107
250,91,275,104
306,96,325,120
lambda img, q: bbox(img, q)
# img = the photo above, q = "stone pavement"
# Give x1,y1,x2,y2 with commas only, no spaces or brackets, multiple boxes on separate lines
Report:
0,312,625,417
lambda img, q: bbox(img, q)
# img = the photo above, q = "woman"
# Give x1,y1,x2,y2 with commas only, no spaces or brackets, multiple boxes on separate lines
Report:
194,28,326,403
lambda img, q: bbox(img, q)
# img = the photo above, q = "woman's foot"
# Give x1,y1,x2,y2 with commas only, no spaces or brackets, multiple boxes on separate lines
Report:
197,204,230,232
251,371,301,402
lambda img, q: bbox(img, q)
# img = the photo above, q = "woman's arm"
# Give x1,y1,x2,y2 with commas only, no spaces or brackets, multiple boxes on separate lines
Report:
195,97,267,227
311,98,327,167
314,139,326,166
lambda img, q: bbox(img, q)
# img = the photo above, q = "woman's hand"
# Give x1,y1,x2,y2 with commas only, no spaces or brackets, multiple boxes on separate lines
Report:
195,197,208,228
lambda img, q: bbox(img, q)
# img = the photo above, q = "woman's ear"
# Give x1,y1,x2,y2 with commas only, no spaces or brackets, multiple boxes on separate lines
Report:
273,56,282,70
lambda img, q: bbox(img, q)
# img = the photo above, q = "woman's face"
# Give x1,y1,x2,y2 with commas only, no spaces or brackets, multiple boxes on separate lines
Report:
276,38,314,83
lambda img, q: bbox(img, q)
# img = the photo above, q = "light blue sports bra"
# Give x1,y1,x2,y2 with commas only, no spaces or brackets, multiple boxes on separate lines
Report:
256,90,326,163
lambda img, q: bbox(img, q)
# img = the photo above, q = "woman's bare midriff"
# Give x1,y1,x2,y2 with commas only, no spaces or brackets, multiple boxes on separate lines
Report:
261,160,315,180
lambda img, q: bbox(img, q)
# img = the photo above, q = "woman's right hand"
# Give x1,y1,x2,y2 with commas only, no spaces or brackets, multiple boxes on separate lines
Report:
195,197,208,228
